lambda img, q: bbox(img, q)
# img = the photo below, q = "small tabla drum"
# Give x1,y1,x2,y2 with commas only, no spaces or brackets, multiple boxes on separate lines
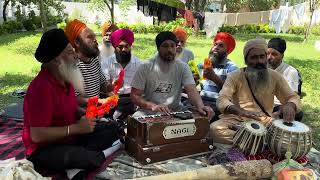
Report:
233,120,267,155
267,119,313,159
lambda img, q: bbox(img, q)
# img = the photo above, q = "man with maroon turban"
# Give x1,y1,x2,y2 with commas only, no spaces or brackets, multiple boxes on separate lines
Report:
198,32,238,121
173,27,194,63
101,29,141,120
99,21,119,60
65,19,113,107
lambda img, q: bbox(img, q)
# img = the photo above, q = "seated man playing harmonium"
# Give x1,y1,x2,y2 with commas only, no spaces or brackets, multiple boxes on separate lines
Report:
130,31,213,118
210,38,302,145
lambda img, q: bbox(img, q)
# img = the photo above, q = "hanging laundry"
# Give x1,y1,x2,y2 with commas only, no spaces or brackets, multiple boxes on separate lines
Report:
184,10,195,27
204,12,227,38
269,7,292,34
236,12,261,25
311,9,320,25
294,3,305,21
261,11,270,24
225,13,237,26
137,0,177,22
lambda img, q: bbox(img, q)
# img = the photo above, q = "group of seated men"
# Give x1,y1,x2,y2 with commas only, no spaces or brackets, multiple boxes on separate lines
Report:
22,19,302,179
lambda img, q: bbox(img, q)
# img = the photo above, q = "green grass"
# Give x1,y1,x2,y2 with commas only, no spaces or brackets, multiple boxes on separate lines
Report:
0,32,319,149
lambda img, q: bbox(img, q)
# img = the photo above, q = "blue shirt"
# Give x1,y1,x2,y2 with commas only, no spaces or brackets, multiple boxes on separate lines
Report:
198,60,238,101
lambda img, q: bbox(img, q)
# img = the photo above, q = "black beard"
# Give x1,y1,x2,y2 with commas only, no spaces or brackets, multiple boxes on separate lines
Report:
209,50,227,64
78,38,99,58
115,51,131,64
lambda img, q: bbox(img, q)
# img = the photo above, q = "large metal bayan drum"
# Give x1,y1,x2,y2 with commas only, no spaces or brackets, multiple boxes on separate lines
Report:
233,120,267,155
267,119,313,159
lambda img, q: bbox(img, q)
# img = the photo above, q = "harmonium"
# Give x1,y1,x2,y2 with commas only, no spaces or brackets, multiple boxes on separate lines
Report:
125,110,213,165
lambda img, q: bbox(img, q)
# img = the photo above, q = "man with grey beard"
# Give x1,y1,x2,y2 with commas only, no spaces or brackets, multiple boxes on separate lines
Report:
23,29,119,180
210,38,301,145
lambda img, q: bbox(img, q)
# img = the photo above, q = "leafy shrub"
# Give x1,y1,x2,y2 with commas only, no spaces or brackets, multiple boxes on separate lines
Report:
218,24,275,34
288,25,305,35
2,21,23,33
117,22,130,29
47,15,63,26
22,19,36,31
218,25,237,34
311,25,320,36
57,22,66,29
116,18,192,34
0,25,6,35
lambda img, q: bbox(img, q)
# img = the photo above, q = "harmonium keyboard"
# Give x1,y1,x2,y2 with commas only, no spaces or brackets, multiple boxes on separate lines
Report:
125,110,213,165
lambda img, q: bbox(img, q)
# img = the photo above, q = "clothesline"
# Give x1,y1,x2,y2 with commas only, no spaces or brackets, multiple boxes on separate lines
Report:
204,2,320,37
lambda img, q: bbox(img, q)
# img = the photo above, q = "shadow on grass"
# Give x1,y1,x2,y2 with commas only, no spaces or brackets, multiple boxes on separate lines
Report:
0,73,33,88
0,32,39,46
0,73,33,109
286,58,320,72
302,104,320,150
234,33,305,42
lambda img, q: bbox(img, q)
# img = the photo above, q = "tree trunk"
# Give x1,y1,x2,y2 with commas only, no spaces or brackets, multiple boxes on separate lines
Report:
39,0,47,32
186,0,192,10
104,0,115,24
2,0,9,22
220,0,225,12
304,9,314,42
111,0,114,23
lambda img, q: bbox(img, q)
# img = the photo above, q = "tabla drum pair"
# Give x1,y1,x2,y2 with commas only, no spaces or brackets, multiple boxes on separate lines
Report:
233,119,312,159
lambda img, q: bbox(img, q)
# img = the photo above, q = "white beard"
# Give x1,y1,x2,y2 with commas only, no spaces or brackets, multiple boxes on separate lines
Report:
245,67,270,94
59,60,85,95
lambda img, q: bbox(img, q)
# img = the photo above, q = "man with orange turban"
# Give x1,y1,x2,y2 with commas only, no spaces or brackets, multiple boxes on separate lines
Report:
65,19,113,107
198,32,238,122
101,28,141,120
99,21,119,60
173,27,194,63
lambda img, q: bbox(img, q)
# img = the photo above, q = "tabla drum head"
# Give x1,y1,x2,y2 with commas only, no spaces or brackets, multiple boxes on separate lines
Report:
243,120,267,135
272,119,310,133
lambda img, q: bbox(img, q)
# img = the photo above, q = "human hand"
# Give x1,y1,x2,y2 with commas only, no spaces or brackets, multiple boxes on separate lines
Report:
281,103,296,122
73,116,96,134
203,68,214,80
239,110,264,121
197,106,214,120
151,104,171,114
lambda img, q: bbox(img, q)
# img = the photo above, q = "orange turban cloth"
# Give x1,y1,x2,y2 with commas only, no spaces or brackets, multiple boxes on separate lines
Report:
101,22,119,36
213,32,236,54
173,27,188,42
64,19,87,48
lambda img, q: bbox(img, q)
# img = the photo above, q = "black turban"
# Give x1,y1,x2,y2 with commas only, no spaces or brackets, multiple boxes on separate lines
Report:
268,38,287,54
155,31,178,50
35,28,69,63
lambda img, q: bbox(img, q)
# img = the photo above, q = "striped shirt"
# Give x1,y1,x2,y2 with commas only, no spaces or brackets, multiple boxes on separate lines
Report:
101,54,142,94
198,60,238,101
76,57,107,97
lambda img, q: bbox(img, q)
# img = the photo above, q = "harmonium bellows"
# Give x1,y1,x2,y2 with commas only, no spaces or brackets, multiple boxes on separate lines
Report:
126,111,213,165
